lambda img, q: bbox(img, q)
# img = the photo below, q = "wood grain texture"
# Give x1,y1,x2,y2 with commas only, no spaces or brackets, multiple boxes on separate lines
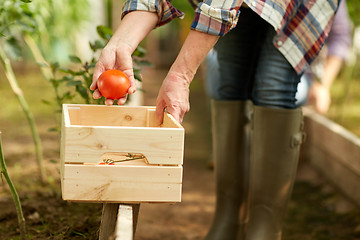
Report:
99,203,140,240
99,203,119,240
62,162,183,202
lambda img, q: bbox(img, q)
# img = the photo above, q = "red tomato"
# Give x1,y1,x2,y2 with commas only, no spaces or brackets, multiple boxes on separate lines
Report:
97,69,130,99
98,162,115,165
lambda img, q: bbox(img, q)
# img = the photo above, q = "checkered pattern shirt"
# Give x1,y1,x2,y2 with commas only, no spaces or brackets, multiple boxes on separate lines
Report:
122,0,342,73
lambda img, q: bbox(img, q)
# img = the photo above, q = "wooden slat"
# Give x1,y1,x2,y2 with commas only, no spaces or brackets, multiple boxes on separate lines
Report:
163,112,183,128
62,164,182,202
303,108,360,173
79,105,148,127
146,108,183,129
99,203,119,240
308,147,360,206
63,125,184,165
114,205,133,240
99,203,140,240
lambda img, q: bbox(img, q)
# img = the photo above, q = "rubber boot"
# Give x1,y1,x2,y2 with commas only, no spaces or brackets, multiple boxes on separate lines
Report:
205,99,251,240
245,106,304,240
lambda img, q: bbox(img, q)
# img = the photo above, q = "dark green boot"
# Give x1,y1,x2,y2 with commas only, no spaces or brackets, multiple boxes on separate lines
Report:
205,100,251,240
245,106,304,240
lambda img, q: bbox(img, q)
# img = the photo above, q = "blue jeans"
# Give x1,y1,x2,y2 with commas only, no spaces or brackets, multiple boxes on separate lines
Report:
206,8,301,109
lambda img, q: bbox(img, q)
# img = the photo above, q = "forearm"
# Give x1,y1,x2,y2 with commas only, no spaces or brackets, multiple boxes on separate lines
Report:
107,11,158,54
320,55,343,89
155,30,219,123
169,30,219,85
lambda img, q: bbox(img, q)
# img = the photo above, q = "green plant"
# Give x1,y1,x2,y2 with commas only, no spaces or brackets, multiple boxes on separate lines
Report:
0,0,46,183
0,132,27,240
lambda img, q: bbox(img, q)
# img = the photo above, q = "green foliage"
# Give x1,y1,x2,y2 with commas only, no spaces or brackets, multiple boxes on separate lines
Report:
0,0,37,59
0,0,91,62
346,0,360,26
0,134,27,240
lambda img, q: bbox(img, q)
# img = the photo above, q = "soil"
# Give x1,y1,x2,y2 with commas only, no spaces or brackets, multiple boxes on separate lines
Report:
1,68,360,240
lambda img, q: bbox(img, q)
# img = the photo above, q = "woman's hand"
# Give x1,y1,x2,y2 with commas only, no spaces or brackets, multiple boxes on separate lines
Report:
90,11,158,105
90,43,136,106
308,82,331,114
156,71,191,124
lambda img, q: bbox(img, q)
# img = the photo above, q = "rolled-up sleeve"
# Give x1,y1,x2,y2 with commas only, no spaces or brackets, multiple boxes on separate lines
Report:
191,0,243,36
122,0,184,27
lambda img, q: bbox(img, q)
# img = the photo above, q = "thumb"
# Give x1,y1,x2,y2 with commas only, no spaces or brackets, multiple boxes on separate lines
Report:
155,102,165,126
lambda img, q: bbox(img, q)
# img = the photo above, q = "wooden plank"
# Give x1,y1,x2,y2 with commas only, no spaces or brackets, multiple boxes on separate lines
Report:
78,105,148,127
63,125,184,165
302,107,360,206
64,104,182,128
303,108,360,173
163,112,183,129
146,108,183,128
308,147,360,206
99,203,140,240
146,109,160,128
99,203,119,240
64,105,80,125
114,205,133,240
62,164,183,202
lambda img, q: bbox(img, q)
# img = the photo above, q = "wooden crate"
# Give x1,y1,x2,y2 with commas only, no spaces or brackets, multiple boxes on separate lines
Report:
60,104,184,203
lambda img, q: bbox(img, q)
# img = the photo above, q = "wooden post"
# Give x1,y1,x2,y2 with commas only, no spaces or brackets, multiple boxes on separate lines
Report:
99,203,140,240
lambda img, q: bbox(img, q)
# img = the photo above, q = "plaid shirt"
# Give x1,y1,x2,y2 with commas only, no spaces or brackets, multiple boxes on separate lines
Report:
122,0,342,73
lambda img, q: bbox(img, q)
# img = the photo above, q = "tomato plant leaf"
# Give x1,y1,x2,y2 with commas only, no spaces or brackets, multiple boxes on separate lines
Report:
96,25,113,41
36,62,48,68
89,40,106,52
76,85,90,100
134,71,143,82
132,46,146,58
69,55,82,63
66,80,82,86
41,99,51,105
61,75,74,81
5,37,22,60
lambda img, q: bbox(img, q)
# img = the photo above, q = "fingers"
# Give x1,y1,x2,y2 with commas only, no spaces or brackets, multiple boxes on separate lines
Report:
105,98,114,106
117,96,128,105
91,62,106,91
92,89,102,99
155,101,165,126
123,70,136,95
155,101,185,126
166,106,184,124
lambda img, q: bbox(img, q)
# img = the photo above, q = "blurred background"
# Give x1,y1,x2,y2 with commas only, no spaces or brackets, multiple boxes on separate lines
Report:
0,0,360,239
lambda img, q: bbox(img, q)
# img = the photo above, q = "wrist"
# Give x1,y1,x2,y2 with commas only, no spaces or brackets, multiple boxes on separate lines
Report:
106,39,134,55
315,81,330,90
166,70,192,88
110,11,158,53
